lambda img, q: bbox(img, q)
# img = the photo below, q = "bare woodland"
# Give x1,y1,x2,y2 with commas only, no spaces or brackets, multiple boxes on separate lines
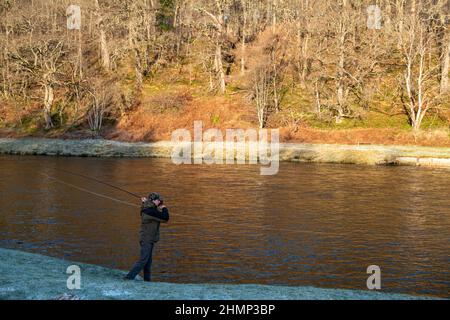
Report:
0,0,449,136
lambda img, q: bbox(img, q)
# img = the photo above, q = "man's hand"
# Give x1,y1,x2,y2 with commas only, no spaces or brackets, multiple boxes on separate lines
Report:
141,197,148,203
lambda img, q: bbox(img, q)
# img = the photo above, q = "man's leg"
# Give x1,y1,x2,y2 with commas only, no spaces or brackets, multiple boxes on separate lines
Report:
125,241,152,280
143,243,154,282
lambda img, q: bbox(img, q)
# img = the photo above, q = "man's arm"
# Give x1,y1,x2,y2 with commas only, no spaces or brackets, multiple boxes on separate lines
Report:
141,206,169,223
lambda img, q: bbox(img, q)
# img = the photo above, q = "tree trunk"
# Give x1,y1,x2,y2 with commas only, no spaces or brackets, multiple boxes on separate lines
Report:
336,0,348,118
255,69,269,129
128,14,143,102
271,50,279,112
315,81,321,118
2,23,10,98
441,35,450,94
95,0,110,71
78,29,83,79
336,24,346,123
301,34,310,82
396,0,404,36
272,0,277,32
215,44,226,94
384,0,392,31
144,0,156,74
134,47,143,94
43,83,54,129
99,30,110,70
240,2,247,75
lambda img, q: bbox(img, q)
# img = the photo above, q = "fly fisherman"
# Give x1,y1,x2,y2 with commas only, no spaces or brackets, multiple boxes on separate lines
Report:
125,192,169,282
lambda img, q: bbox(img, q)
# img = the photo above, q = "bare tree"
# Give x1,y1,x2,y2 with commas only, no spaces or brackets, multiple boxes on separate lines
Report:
87,87,110,132
196,0,231,94
254,67,270,128
11,41,65,129
397,1,442,130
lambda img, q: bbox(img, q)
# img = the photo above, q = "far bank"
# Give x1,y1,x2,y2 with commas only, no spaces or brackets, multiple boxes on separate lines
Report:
1,138,450,168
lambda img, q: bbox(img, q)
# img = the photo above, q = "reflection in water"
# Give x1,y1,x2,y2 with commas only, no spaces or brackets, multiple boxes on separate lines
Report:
0,155,449,298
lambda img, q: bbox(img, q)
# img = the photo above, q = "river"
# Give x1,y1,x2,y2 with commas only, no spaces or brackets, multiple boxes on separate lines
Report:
0,155,448,298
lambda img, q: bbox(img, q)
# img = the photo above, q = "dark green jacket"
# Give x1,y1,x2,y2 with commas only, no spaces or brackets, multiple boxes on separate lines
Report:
139,201,169,243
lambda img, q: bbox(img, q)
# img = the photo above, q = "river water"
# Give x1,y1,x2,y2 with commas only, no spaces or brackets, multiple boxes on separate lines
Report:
0,155,449,298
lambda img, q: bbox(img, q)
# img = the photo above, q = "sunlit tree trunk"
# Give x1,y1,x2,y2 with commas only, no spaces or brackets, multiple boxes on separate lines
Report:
215,43,226,94
441,33,450,94
43,82,54,129
336,20,347,123
240,0,247,75
94,0,110,71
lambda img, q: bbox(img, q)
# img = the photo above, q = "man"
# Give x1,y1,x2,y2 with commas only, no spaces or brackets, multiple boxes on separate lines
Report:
125,192,169,281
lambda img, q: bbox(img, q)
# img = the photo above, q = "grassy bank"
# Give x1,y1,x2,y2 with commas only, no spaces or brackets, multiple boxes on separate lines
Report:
0,248,435,300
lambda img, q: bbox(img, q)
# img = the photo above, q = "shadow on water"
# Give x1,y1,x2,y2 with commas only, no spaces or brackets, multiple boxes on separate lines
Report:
0,155,449,298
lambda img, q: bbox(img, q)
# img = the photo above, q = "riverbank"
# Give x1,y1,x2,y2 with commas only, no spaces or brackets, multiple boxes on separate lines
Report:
1,137,450,167
0,248,436,300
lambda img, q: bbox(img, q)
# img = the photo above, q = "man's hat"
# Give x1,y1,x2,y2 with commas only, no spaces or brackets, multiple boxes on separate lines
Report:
148,192,163,202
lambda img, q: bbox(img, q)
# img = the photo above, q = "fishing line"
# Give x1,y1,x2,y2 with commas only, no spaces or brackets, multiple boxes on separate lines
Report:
52,168,143,199
42,173,258,228
42,173,195,219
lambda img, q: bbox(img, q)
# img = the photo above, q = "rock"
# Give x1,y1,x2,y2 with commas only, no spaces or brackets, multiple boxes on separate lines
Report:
54,293,81,300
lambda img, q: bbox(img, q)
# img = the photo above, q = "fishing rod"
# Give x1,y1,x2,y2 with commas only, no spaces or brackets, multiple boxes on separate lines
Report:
52,168,143,199
42,173,140,208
